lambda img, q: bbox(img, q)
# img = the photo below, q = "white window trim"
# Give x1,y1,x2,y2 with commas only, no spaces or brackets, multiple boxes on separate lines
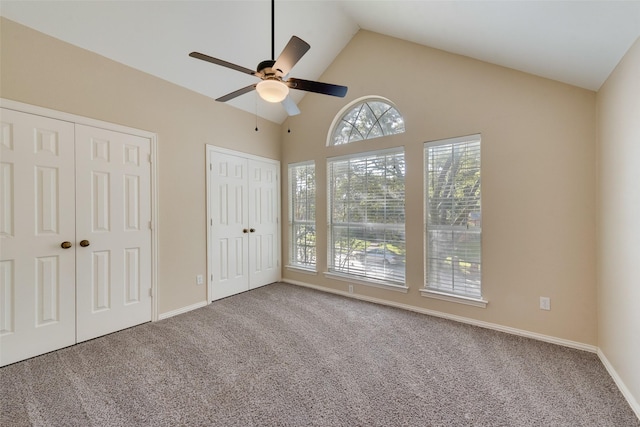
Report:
424,133,483,301
324,271,409,293
424,133,481,149
285,265,318,275
420,288,488,308
288,160,317,270
327,146,405,163
326,95,404,146
327,146,406,285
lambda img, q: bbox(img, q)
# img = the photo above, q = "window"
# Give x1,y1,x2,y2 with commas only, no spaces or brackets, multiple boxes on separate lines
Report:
329,97,405,146
424,135,482,300
328,148,405,285
288,161,316,269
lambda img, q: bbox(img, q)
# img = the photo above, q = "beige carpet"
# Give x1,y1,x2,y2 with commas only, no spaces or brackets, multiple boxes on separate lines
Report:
1,282,638,426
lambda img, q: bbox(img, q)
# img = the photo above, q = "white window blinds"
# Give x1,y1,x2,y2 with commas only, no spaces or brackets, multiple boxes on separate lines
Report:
288,161,316,269
328,148,405,284
425,135,482,298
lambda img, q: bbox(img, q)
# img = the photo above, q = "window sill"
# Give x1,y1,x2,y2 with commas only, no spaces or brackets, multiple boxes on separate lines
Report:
420,288,488,308
324,272,409,293
285,265,318,275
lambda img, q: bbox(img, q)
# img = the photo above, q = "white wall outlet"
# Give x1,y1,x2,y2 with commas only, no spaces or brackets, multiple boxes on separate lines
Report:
348,284,354,294
540,297,551,310
196,274,204,285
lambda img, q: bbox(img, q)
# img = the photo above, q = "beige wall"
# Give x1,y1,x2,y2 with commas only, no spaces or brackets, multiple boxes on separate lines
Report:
1,20,601,346
282,31,598,345
596,37,640,411
0,18,281,315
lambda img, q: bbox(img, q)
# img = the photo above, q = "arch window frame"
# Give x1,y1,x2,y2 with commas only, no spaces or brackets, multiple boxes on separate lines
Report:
327,96,405,146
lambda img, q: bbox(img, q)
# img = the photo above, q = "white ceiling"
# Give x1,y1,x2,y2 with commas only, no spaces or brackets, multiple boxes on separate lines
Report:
2,1,639,123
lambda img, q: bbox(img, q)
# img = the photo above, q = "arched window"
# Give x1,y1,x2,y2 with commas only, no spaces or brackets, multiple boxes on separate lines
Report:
328,97,405,146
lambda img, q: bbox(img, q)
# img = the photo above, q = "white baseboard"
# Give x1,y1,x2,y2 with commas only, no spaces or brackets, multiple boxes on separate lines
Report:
283,279,597,353
597,349,640,420
158,300,208,320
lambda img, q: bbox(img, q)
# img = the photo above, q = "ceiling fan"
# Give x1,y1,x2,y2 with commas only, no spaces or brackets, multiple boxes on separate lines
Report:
188,0,348,116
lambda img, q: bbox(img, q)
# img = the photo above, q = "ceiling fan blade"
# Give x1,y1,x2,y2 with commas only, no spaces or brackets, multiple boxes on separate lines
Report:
281,96,301,116
286,78,348,98
273,36,310,76
189,52,256,76
216,84,257,102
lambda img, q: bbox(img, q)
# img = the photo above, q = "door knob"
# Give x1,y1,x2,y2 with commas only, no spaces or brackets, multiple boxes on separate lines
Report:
249,228,255,233
61,241,72,249
79,240,90,247
243,229,249,233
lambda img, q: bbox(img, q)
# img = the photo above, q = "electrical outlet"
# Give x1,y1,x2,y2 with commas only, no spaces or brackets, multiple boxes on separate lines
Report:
348,284,354,294
540,297,551,310
196,274,204,285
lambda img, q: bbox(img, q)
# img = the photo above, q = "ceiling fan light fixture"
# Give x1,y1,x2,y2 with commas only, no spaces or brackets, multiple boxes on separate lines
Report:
256,79,289,103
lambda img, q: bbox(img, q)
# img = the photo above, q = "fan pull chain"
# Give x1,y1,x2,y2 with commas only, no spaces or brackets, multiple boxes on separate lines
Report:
255,94,259,132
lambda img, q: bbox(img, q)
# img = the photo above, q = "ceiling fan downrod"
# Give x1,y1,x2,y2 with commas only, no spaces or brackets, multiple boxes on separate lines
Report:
271,0,275,60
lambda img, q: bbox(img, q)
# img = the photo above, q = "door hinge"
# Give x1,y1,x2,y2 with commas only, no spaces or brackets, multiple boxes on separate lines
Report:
148,288,153,297
209,163,212,171
149,220,153,230
148,154,152,163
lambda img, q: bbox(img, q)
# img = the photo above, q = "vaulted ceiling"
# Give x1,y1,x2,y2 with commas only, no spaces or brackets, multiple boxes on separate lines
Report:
2,1,639,123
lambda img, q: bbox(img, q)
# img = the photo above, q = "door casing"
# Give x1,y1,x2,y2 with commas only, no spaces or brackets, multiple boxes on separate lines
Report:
206,145,281,302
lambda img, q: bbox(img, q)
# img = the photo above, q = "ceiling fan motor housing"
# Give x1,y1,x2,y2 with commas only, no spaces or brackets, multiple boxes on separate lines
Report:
257,60,281,79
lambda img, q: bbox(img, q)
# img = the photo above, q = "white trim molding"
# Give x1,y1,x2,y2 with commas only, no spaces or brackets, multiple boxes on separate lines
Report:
420,288,488,308
323,272,409,293
285,265,318,275
597,349,640,420
158,300,208,321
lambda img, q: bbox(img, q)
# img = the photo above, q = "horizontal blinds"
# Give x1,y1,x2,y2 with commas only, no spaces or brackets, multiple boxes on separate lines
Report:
425,137,481,298
289,162,316,267
328,149,405,284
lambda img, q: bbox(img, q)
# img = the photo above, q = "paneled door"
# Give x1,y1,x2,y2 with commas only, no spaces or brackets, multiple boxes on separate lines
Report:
209,151,250,300
0,109,77,366
75,125,152,342
0,107,153,366
248,159,279,289
207,147,280,301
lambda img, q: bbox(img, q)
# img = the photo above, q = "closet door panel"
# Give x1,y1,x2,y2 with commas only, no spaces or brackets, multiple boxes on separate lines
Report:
248,159,279,288
0,109,76,366
209,152,250,300
75,124,152,342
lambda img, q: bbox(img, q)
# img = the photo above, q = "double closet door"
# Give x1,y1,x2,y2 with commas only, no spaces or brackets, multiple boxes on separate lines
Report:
207,147,280,301
0,108,152,366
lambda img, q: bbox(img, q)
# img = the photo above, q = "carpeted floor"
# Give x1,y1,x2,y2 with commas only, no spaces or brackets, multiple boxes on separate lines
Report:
1,282,638,426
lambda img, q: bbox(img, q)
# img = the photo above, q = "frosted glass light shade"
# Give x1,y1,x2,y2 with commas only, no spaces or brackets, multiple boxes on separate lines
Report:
256,80,289,103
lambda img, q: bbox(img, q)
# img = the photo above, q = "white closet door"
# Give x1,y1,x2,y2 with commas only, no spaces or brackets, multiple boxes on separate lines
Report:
248,159,279,288
0,109,76,366
210,151,250,300
74,125,152,342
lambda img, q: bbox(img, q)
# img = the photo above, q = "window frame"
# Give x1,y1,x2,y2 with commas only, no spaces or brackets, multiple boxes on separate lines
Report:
422,134,487,308
326,147,408,291
327,96,405,146
287,160,317,273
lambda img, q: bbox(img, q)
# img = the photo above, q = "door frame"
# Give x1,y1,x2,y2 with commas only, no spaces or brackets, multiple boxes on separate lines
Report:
205,145,281,302
1,98,160,321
